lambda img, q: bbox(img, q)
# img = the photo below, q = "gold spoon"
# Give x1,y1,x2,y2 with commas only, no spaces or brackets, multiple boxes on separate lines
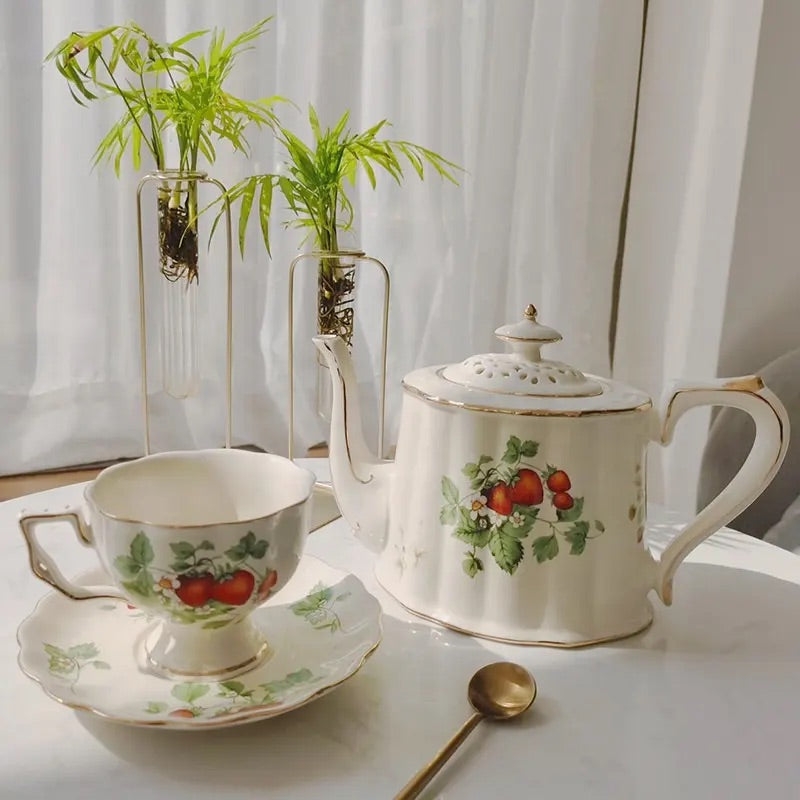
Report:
394,661,537,800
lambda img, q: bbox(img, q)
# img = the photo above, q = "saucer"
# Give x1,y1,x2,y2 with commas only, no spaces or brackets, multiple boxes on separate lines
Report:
17,555,382,729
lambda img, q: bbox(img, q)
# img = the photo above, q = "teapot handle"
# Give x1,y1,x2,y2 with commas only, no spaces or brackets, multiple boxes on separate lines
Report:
654,376,789,604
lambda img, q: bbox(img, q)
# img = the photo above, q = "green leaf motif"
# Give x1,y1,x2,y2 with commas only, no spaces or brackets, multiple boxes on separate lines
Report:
520,440,539,458
441,475,459,506
224,542,248,561
290,584,333,617
169,541,196,560
453,526,492,548
556,496,584,522
462,462,480,480
113,554,141,580
219,680,247,696
502,435,522,464
130,532,154,566
594,520,605,532
145,701,168,714
439,504,458,526
172,683,210,704
68,643,99,660
478,455,493,467
489,528,524,574
532,535,560,563
91,660,111,670
462,553,483,578
564,521,590,555
198,540,215,551
249,538,269,559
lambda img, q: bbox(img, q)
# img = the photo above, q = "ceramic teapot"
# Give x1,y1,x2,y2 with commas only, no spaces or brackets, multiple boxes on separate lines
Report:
313,305,789,645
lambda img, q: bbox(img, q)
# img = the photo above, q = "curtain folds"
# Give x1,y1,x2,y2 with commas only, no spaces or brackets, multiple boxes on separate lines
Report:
0,0,645,475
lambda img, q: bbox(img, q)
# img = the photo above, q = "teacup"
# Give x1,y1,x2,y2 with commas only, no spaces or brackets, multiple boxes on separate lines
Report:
19,449,316,678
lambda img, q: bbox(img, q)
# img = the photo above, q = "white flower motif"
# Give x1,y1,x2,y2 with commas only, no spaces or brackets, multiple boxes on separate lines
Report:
468,494,489,521
153,574,180,595
486,508,505,526
510,511,525,528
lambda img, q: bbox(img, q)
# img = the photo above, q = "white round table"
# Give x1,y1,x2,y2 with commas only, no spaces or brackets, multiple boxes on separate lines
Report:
2,460,800,799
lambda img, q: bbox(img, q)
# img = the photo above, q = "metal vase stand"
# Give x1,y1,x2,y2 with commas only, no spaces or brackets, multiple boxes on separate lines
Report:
135,170,233,455
287,250,390,461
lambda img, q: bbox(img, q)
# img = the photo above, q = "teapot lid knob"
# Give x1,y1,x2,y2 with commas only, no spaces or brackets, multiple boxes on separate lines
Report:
494,304,562,362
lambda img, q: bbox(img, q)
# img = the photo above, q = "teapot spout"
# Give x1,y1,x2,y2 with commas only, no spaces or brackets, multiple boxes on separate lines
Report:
312,335,393,551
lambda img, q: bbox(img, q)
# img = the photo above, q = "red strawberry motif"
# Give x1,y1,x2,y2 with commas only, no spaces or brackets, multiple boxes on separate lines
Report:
211,570,256,606
552,492,574,511
547,470,571,493
175,573,214,608
510,469,544,506
168,708,195,719
256,570,279,603
486,483,513,516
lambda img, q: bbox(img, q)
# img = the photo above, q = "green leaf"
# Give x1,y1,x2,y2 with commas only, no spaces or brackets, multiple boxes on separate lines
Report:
470,476,486,491
478,455,493,467
219,680,246,695
145,701,168,714
91,661,111,670
462,553,483,578
171,683,210,704
532,535,559,563
130,532,154,566
224,542,248,561
249,537,269,559
199,540,215,551
489,528,524,574
169,541,196,560
114,554,141,580
500,512,535,539
520,440,539,457
44,643,67,659
556,496,584,522
67,643,100,660
258,177,273,255
502,436,522,464
237,176,257,257
286,668,313,684
170,561,191,572
462,463,480,480
441,475,459,505
564,520,590,555
453,525,492,548
439,504,458,525
594,520,605,532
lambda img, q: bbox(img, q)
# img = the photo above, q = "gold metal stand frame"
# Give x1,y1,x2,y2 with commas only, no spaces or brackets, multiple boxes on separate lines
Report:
136,171,233,455
288,250,390,460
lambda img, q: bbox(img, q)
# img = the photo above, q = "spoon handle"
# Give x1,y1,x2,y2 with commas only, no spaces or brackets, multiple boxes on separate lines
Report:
394,712,483,800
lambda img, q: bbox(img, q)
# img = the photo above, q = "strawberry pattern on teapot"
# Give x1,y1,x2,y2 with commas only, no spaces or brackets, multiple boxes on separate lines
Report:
439,435,605,577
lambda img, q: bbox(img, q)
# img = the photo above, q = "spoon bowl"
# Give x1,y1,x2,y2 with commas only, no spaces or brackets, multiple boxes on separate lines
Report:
468,661,537,720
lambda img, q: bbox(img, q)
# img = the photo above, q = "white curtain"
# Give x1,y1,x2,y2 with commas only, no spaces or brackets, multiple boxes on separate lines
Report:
0,0,645,475
615,0,764,512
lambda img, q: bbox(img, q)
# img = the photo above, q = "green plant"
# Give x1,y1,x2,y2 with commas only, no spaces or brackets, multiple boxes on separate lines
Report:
46,18,279,282
218,105,461,340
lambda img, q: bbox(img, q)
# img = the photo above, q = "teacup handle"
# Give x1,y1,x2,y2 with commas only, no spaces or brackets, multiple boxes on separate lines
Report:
654,376,789,604
19,509,123,601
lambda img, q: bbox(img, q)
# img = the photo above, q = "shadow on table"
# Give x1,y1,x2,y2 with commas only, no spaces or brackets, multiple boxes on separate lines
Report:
76,613,513,794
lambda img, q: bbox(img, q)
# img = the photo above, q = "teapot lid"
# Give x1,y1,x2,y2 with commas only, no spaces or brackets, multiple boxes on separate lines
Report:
442,305,603,398
403,305,651,415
